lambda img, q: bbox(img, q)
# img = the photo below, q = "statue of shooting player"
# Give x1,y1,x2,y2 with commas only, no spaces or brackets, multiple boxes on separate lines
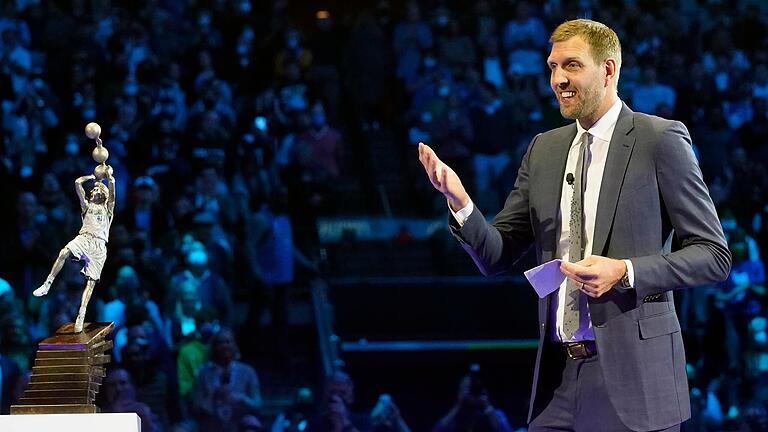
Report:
33,122,116,333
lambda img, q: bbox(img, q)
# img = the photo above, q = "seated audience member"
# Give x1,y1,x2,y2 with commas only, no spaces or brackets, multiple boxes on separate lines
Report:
0,350,21,414
193,328,262,430
307,371,370,432
122,322,182,427
370,393,412,432
432,366,513,432
271,386,315,432
102,368,161,432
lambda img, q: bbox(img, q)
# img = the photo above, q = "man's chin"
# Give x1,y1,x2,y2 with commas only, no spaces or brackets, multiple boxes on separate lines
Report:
559,106,578,120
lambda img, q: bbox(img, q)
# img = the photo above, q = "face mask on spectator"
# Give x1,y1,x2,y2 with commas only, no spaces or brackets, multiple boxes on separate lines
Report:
287,35,300,49
438,85,450,97
424,57,436,69
437,14,449,27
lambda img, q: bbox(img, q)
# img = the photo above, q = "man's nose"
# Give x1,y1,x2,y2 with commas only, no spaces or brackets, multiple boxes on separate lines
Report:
552,68,568,87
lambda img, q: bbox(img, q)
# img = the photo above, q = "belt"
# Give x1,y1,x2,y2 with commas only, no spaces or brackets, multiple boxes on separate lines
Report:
562,340,597,360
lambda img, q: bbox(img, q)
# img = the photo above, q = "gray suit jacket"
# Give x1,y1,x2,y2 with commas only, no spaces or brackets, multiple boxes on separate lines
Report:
451,104,731,431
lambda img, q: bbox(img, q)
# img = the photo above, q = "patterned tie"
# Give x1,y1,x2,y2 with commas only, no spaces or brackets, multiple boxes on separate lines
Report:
562,131,591,340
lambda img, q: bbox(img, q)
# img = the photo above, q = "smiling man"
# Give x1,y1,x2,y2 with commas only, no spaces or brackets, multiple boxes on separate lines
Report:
418,19,731,431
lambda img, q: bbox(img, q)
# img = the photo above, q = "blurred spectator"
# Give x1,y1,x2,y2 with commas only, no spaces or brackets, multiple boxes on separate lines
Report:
37,173,77,241
438,19,476,74
0,350,21,415
168,239,234,327
177,308,218,404
468,82,518,205
501,2,547,52
275,29,313,79
99,265,167,360
630,67,676,116
102,368,161,432
122,322,181,427
479,38,505,90
370,394,412,432
120,176,171,248
271,387,315,432
432,366,513,432
393,2,433,83
51,134,92,183
308,12,343,123
0,313,31,372
307,371,370,432
292,102,344,182
1,192,55,297
192,328,262,430
714,229,765,417
342,12,393,129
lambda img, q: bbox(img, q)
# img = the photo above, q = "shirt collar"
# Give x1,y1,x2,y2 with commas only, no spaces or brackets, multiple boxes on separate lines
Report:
575,98,623,143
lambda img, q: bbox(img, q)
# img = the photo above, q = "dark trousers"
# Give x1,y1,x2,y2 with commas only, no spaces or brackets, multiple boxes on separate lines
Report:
529,343,681,432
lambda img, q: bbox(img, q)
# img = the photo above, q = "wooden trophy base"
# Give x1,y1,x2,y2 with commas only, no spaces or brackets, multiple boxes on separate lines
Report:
11,322,114,415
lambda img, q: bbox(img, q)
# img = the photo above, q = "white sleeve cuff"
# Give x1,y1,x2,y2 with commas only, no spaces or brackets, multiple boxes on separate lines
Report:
449,199,474,227
623,259,635,288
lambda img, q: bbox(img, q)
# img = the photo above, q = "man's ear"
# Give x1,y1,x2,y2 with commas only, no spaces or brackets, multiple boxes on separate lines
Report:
604,58,618,87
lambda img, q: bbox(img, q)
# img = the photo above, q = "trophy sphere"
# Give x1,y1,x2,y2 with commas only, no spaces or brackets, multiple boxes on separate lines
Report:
92,146,109,164
93,163,112,180
85,122,101,139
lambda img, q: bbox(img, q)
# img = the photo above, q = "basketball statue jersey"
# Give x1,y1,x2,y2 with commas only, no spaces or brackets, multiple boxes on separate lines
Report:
79,202,113,242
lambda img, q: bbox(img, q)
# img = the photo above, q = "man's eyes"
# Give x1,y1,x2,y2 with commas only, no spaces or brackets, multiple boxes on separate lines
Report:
549,62,581,70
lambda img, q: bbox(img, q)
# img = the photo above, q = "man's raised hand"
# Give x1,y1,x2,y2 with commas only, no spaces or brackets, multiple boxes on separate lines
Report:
417,142,470,211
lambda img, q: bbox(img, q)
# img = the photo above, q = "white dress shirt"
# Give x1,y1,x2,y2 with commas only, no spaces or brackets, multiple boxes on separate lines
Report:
451,98,635,342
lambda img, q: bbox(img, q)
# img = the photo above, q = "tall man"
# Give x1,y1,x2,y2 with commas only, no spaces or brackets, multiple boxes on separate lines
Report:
418,19,731,431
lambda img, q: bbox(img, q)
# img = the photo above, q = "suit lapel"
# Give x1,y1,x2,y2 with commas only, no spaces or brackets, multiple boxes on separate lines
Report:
539,125,576,261
591,104,636,256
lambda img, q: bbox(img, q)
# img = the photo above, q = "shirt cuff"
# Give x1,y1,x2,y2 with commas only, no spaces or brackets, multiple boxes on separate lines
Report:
449,199,474,227
623,259,635,288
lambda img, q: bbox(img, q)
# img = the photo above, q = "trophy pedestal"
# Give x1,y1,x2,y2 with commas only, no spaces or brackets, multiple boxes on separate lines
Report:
0,413,140,431
11,322,114,415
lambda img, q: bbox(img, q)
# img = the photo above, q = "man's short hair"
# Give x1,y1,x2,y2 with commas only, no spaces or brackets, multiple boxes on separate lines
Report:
550,19,622,70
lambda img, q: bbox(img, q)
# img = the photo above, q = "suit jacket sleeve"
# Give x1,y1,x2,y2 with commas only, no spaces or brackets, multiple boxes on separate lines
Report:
449,134,539,276
631,121,731,298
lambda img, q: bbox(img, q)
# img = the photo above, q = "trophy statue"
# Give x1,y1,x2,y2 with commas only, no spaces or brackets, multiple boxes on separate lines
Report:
33,122,115,333
11,123,115,415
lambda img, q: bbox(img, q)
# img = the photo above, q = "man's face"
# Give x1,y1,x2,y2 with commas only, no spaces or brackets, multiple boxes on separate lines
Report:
548,36,607,124
214,330,237,364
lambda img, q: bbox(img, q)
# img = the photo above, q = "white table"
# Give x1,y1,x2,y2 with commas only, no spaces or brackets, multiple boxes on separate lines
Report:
0,413,140,432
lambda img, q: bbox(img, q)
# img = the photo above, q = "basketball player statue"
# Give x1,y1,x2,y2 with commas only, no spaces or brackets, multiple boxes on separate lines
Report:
33,122,116,333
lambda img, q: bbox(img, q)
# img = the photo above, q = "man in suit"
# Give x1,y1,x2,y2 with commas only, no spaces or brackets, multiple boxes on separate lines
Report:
418,19,731,431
